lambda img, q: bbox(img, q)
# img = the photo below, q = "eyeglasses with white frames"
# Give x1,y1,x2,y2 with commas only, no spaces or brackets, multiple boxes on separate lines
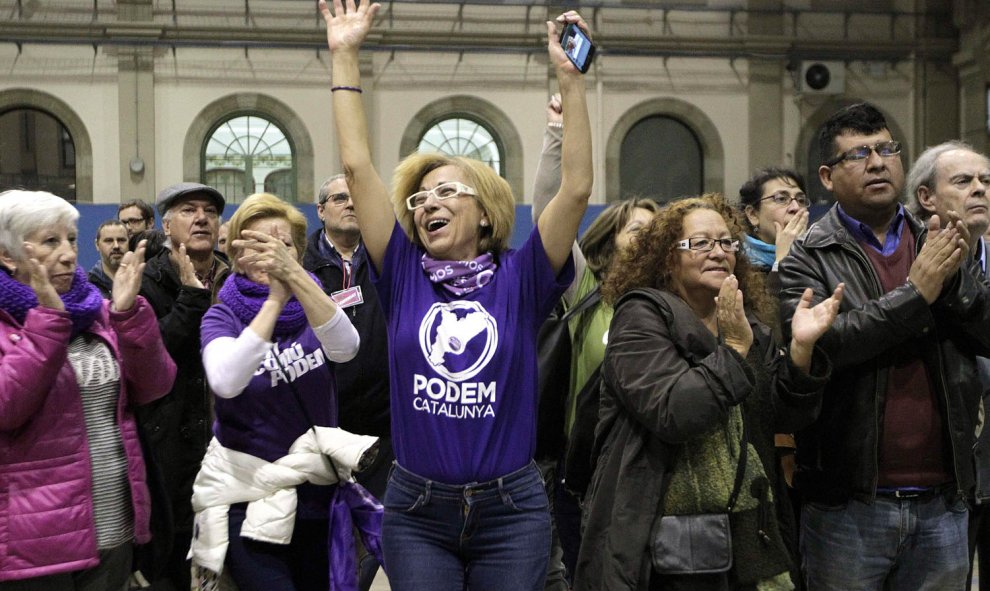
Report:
405,182,477,211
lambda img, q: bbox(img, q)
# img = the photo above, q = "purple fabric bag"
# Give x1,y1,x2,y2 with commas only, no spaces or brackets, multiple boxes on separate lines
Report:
328,481,384,590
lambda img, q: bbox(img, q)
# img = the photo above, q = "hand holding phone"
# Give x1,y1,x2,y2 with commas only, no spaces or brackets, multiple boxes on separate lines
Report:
559,23,595,74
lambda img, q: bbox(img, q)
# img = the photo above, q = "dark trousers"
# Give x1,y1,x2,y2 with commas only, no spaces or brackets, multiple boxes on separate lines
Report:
225,505,329,591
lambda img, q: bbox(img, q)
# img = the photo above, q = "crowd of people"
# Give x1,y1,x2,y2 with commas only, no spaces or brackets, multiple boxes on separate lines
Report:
3,3,990,591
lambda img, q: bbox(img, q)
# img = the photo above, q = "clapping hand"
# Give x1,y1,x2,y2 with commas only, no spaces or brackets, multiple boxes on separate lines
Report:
22,243,63,312
234,227,300,285
789,284,844,370
171,243,204,289
716,274,753,358
112,239,147,312
908,215,965,304
320,0,381,53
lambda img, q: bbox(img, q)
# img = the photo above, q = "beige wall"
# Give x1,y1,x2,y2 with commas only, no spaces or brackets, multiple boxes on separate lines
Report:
0,2,965,205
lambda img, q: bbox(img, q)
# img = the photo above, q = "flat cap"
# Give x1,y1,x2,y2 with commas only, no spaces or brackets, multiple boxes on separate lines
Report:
156,182,225,217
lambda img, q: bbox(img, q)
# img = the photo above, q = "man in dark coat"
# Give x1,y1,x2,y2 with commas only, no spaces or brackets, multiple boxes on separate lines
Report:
779,103,990,590
136,182,228,591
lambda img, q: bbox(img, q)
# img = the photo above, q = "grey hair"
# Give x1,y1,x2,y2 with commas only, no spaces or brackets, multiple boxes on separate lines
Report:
0,190,79,260
906,140,985,219
317,174,348,205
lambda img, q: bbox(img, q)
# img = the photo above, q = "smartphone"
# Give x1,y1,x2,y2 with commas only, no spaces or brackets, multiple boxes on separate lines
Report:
559,23,595,74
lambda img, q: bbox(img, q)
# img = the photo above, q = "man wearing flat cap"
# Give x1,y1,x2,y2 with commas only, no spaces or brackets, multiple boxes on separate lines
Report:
135,182,229,591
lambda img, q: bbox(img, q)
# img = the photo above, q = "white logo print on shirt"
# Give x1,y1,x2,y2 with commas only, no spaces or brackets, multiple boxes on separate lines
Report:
413,301,499,419
418,301,498,381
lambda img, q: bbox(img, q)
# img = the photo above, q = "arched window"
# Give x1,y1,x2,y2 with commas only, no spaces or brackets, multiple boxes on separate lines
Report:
202,114,296,203
805,136,830,205
620,115,703,203
0,108,76,201
417,115,504,176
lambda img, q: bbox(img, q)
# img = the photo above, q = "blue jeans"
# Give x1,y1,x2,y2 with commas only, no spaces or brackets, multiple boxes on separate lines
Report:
800,494,969,590
382,461,551,591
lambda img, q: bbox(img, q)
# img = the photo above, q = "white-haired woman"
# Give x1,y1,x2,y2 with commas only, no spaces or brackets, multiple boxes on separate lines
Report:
0,190,176,589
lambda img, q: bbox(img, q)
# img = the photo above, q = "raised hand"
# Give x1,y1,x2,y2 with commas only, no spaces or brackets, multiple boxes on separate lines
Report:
21,243,63,312
716,274,753,358
547,93,563,126
319,0,381,53
908,215,964,304
547,11,591,75
170,243,204,289
112,239,147,312
774,209,809,261
789,284,844,371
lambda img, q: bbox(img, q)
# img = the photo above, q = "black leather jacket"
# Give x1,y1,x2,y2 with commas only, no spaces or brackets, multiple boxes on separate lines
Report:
779,205,990,504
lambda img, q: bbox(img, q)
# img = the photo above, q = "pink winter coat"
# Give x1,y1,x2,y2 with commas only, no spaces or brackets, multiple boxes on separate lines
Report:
0,297,176,582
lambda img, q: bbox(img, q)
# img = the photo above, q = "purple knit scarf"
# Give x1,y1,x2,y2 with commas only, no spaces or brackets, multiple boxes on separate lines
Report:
0,266,103,337
218,272,324,337
420,252,498,296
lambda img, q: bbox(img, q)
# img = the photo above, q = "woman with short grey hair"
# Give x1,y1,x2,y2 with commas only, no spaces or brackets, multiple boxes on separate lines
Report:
0,190,175,590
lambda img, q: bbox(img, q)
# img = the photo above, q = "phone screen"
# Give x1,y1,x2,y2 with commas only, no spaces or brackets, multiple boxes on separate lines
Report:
560,24,595,74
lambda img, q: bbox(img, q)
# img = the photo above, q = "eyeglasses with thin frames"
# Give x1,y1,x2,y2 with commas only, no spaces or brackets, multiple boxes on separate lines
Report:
825,140,902,167
676,237,740,253
321,192,352,206
405,181,477,211
759,192,811,208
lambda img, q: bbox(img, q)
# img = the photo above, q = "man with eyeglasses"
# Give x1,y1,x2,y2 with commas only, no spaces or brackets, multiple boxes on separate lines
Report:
118,199,155,237
778,103,990,590
303,174,392,591
135,182,230,591
906,140,990,591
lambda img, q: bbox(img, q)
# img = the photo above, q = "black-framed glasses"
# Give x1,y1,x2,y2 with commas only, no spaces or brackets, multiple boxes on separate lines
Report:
676,237,740,253
825,140,902,167
760,192,811,208
120,216,149,226
320,192,351,206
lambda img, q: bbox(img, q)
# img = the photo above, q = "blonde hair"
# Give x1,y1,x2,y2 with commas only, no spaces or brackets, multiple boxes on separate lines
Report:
226,193,308,273
391,152,515,255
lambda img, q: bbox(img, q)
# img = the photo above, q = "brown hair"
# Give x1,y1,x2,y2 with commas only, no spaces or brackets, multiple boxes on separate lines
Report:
602,193,776,327
226,193,308,273
391,152,514,255
579,197,662,281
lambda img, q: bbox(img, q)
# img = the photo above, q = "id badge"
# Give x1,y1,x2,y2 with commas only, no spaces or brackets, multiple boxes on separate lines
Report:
331,285,364,309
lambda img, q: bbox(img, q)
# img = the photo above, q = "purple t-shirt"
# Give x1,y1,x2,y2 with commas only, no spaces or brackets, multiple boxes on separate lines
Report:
201,303,339,516
375,223,573,483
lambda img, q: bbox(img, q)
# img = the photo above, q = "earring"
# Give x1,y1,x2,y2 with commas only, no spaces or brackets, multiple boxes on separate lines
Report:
480,220,489,228
752,224,759,234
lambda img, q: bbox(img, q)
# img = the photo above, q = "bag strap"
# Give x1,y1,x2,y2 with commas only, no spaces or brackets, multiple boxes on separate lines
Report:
726,414,748,511
270,348,342,477
561,284,601,322
620,288,749,513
